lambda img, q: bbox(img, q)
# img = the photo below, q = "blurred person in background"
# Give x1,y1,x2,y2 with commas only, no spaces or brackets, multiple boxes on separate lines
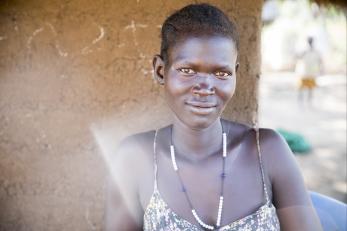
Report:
296,36,324,105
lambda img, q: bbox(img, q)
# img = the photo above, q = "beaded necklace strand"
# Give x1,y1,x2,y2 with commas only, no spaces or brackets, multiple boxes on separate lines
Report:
170,126,227,230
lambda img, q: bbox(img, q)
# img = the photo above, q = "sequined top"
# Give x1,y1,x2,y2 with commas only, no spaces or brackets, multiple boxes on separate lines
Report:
143,128,281,231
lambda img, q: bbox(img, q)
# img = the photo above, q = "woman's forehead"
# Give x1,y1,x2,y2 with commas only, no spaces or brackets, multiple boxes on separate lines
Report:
169,36,237,65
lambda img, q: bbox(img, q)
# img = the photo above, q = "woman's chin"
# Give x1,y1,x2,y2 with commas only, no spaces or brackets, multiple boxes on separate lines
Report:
180,116,221,131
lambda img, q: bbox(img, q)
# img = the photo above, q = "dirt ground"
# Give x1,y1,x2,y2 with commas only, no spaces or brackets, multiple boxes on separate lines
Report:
259,72,346,203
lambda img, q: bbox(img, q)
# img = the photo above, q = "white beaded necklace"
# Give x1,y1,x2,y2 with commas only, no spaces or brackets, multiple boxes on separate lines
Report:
170,128,227,230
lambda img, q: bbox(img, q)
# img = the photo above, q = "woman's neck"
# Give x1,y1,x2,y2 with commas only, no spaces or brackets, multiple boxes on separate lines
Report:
171,117,223,161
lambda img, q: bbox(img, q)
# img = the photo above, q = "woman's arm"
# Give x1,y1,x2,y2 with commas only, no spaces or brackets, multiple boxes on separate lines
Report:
105,176,143,231
260,128,323,231
104,139,143,231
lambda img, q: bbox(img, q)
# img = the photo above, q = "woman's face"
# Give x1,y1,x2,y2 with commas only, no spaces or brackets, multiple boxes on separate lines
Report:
154,36,238,129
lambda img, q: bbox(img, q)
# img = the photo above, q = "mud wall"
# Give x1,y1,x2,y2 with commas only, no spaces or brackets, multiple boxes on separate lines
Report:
0,0,262,230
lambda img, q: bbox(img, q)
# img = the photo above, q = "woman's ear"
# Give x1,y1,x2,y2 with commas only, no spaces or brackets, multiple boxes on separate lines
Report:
152,55,165,85
235,62,239,73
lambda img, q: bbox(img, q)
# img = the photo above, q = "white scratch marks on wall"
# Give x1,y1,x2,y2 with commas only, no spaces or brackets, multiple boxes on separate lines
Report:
46,22,57,36
136,24,148,28
27,23,68,57
56,44,68,57
27,27,44,50
124,20,148,46
46,22,68,57
137,52,151,77
81,23,105,55
124,20,138,46
124,20,136,31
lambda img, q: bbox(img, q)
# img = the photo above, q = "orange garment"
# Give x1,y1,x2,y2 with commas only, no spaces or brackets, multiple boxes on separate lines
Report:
299,77,317,89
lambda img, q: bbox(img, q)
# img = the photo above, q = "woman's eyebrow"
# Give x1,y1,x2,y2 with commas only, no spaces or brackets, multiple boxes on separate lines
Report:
172,56,190,64
215,65,233,70
175,61,233,70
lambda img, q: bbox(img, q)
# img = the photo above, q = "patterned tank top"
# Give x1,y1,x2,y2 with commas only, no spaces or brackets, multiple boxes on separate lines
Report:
143,128,280,231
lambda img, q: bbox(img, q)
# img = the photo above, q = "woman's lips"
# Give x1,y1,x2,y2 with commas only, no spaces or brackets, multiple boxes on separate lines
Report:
185,101,217,108
185,101,217,115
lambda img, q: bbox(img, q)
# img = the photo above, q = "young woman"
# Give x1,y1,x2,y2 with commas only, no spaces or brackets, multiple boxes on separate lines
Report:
105,4,322,231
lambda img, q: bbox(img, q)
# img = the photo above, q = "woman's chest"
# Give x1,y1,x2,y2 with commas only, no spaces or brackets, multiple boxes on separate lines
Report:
138,148,270,227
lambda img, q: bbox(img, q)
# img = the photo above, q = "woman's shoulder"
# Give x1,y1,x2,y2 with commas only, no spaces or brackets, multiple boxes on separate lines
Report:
221,119,284,142
118,130,156,149
115,130,157,162
222,120,285,151
256,127,298,185
221,118,251,134
257,127,290,154
109,130,158,187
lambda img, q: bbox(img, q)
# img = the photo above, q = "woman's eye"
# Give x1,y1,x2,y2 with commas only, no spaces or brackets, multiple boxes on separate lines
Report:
215,71,232,78
178,68,196,75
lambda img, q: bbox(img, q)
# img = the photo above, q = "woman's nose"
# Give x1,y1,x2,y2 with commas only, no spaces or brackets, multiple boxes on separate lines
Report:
192,73,216,96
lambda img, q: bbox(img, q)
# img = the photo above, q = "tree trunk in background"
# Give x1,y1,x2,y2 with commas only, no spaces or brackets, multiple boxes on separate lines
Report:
0,0,263,230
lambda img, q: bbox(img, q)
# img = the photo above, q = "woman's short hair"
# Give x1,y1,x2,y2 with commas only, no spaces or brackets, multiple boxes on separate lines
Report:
160,3,239,64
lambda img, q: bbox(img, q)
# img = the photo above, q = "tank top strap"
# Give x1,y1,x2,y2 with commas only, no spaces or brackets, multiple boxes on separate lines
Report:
253,125,271,204
153,129,159,190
